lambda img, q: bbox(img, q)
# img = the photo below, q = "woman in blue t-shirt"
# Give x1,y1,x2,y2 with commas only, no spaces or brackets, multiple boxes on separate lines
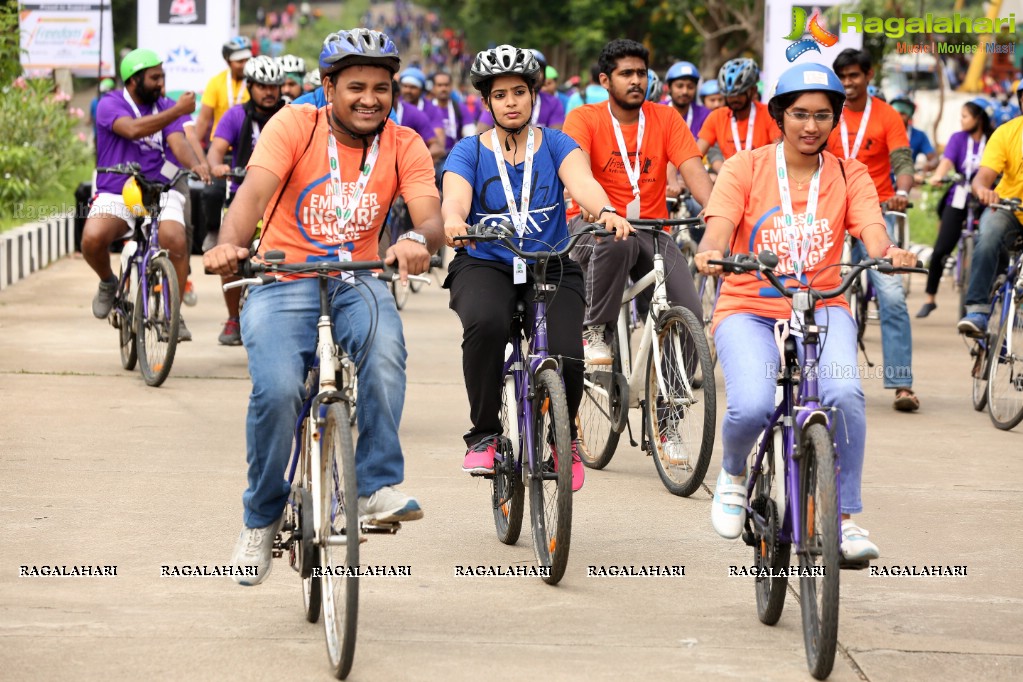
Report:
442,45,632,491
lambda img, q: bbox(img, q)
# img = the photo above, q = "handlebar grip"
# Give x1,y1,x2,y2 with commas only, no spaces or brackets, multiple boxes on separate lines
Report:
429,255,443,268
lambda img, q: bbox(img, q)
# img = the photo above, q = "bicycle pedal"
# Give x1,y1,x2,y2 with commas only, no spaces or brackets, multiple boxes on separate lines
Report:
741,530,756,547
271,549,284,558
469,471,495,478
840,558,870,571
361,521,401,534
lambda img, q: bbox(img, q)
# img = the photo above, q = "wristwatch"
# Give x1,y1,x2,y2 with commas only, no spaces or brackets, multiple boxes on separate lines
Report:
895,189,909,197
597,205,617,218
396,231,427,247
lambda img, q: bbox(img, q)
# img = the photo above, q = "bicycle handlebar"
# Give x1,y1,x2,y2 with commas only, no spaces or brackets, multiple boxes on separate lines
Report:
991,197,1023,212
222,167,247,180
451,221,596,258
97,163,198,192
222,250,439,290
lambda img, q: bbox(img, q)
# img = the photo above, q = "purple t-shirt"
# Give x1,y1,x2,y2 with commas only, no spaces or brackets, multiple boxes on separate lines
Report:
941,130,986,206
214,103,260,194
478,91,566,129
432,98,474,151
393,101,437,145
682,103,710,138
95,90,190,194
412,97,446,136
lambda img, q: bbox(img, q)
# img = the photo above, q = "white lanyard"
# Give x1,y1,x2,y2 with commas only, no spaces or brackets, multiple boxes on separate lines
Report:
608,103,645,197
396,101,404,125
251,121,261,145
326,130,381,233
122,89,162,151
685,106,693,130
730,103,756,153
442,99,457,140
840,97,872,160
775,143,822,278
227,72,245,107
490,126,535,237
531,95,542,125
965,135,986,179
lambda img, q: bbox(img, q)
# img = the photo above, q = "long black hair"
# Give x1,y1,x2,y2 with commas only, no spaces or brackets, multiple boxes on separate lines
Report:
963,101,994,139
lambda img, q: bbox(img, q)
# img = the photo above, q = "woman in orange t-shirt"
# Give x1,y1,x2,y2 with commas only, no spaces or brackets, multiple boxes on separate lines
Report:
695,63,918,562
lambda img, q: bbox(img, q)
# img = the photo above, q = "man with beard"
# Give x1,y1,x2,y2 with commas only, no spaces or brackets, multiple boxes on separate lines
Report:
563,39,713,365
665,61,709,137
206,56,288,346
430,70,475,152
697,58,780,173
276,54,306,102
84,49,203,340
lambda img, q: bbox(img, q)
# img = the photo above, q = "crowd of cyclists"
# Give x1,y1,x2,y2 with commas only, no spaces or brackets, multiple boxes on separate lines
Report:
79,14,1023,596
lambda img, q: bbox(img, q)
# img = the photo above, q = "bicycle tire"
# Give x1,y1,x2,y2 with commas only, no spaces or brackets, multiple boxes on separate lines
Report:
696,273,719,369
321,402,359,680
797,423,840,681
136,256,179,387
391,278,409,310
494,374,524,545
752,426,791,626
577,328,623,469
528,368,572,585
958,235,973,320
987,295,1023,430
294,419,322,623
117,273,137,371
644,306,716,497
972,292,999,412
855,274,870,345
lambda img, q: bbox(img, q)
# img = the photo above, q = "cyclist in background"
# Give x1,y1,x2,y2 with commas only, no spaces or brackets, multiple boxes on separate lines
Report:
695,62,917,560
399,66,446,159
699,80,724,111
665,61,709,136
302,69,319,94
565,63,609,113
697,58,781,172
276,54,306,102
827,48,919,412
431,69,475,151
918,99,994,318
203,29,443,585
890,94,938,176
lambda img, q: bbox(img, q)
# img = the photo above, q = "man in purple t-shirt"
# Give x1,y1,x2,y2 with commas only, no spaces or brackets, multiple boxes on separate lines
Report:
430,70,474,151
665,61,710,215
84,48,202,340
399,66,445,159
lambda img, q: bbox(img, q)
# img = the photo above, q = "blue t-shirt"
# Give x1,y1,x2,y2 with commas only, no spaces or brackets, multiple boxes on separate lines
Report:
443,128,578,265
908,126,934,160
292,87,327,108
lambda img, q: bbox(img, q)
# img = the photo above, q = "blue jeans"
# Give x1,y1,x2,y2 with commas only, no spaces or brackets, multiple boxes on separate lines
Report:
715,310,867,514
850,212,913,389
964,206,1022,314
239,274,408,528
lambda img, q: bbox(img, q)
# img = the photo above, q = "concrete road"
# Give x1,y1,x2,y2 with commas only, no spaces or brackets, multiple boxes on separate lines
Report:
0,256,1020,681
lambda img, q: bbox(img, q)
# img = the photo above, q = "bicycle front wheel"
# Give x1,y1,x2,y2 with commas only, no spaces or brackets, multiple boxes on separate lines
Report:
972,292,1000,412
752,425,791,626
987,296,1023,430
320,402,359,679
136,256,179,387
391,278,409,310
117,273,137,371
797,424,840,681
528,368,572,585
577,327,624,469
494,373,524,545
645,306,716,497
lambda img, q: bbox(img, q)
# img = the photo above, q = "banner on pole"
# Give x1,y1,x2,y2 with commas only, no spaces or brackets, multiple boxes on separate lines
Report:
18,1,115,77
763,2,863,95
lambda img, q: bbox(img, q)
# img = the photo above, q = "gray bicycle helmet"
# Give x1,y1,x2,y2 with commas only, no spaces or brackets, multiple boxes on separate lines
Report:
718,58,759,96
319,28,400,76
276,54,306,76
470,45,542,92
244,55,286,86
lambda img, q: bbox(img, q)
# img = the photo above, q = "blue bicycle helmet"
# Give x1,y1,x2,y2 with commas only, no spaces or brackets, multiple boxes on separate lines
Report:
698,80,719,97
646,69,662,101
319,28,400,76
718,58,758,96
666,61,699,84
530,48,547,68
222,36,253,61
969,96,996,120
768,62,846,126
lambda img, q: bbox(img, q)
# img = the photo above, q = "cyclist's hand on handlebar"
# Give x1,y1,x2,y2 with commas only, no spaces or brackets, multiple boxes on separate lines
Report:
212,164,231,179
385,238,430,285
976,186,1000,206
886,193,910,212
695,249,727,276
595,213,634,241
666,182,682,199
883,245,918,271
444,219,472,249
204,243,250,277
191,161,212,184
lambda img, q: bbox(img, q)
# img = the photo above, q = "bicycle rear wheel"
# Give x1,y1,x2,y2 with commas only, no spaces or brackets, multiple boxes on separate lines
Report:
797,424,840,681
696,273,719,368
577,328,624,469
321,402,359,679
987,295,1023,430
494,373,524,545
752,425,791,626
644,306,716,497
117,273,137,371
528,368,572,585
972,292,1000,412
136,256,179,387
958,235,973,320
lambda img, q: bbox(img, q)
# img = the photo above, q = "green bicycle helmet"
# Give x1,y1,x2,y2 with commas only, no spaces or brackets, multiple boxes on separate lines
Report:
120,48,162,83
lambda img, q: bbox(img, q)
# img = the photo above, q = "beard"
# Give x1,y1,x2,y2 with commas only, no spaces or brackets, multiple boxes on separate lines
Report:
135,82,160,105
612,89,644,111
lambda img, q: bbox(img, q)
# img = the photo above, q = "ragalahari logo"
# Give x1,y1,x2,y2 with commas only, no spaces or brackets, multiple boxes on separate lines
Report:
784,6,839,62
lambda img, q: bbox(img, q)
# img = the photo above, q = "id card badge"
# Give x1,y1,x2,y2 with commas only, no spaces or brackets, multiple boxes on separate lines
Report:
951,184,968,210
513,256,527,284
338,248,354,282
626,195,641,220
160,160,179,182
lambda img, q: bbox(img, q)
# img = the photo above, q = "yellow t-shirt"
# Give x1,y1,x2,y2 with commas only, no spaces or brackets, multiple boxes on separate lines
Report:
200,69,249,140
979,116,1023,220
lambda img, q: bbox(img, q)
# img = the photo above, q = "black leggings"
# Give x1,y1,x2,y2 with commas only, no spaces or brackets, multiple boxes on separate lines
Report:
926,205,968,296
448,258,584,448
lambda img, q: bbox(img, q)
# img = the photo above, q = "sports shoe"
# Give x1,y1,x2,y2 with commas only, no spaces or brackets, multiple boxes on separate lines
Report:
218,317,242,346
582,324,612,365
957,312,988,337
92,277,118,319
183,279,198,307
711,468,747,539
229,515,284,586
915,302,936,318
660,420,687,466
463,436,497,474
357,486,424,524
840,519,880,562
552,439,585,492
177,317,192,342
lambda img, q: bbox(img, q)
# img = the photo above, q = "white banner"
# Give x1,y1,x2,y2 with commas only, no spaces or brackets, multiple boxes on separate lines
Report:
137,0,240,98
18,1,115,77
763,2,863,95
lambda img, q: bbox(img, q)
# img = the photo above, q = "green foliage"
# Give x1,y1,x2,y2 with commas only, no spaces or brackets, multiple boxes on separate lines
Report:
0,0,21,85
280,0,371,65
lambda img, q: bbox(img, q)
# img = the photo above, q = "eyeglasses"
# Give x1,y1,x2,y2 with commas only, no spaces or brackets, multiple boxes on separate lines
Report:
785,110,835,123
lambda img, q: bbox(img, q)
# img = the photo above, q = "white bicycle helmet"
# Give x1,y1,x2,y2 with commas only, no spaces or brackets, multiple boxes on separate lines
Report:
304,69,321,88
276,54,306,76
470,45,542,92
244,55,285,86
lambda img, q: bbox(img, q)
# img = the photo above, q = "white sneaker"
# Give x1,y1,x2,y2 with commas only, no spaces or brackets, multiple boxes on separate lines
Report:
583,324,612,365
660,422,688,466
711,468,747,539
229,515,283,586
841,519,880,562
358,485,423,524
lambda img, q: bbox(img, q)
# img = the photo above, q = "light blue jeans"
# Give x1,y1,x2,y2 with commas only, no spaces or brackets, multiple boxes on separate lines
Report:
849,212,913,389
239,274,408,528
715,310,867,514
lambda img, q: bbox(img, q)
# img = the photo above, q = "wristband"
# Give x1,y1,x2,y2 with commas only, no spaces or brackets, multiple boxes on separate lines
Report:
895,189,909,197
884,243,897,256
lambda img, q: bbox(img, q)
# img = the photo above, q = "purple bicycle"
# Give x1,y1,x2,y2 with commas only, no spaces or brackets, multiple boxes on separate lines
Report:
454,221,600,585
710,250,924,680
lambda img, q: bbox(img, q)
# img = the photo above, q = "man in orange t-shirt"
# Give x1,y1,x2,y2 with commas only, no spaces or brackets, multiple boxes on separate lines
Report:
697,58,781,172
563,38,712,364
826,48,920,412
204,29,443,585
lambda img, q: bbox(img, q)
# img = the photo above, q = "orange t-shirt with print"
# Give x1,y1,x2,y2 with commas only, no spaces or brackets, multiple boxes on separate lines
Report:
248,104,438,264
562,101,701,220
698,101,781,160
703,145,886,331
826,96,909,203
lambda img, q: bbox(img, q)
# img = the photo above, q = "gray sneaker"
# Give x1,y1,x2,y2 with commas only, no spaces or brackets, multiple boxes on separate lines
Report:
218,317,241,345
357,486,423,524
177,317,192,342
583,324,612,365
92,277,118,319
229,515,283,586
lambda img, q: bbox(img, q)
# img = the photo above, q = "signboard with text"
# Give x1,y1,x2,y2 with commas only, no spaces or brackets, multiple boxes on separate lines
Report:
18,1,115,77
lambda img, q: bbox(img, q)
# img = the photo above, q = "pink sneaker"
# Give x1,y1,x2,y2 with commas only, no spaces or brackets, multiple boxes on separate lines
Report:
462,437,497,474
552,439,585,492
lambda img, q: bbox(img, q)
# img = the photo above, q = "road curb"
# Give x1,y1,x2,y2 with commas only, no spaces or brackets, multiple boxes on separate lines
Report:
0,214,74,292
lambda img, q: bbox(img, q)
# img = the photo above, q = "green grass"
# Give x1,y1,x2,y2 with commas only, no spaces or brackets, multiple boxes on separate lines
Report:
282,0,371,65
908,186,943,248
0,158,93,233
